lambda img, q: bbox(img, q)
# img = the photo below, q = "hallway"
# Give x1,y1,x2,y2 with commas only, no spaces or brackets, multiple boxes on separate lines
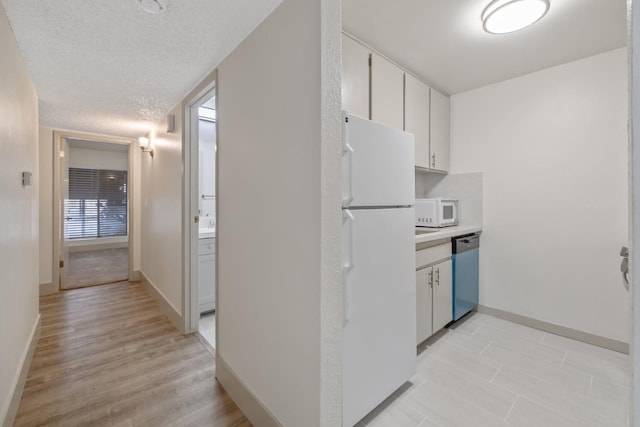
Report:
14,281,249,426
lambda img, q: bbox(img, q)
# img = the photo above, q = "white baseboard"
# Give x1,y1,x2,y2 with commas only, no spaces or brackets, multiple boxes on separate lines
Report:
130,270,142,282
216,355,283,427
477,305,629,354
140,271,183,334
1,314,41,427
39,282,57,296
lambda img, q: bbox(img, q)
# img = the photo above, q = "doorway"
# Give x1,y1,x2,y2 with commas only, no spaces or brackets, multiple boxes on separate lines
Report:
53,132,136,291
196,94,217,349
182,73,217,350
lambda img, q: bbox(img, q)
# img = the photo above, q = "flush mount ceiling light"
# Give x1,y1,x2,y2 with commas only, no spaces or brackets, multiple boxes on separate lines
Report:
135,0,167,14
482,0,550,34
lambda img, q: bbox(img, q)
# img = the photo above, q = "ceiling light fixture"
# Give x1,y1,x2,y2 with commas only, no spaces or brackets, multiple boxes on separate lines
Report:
135,0,168,14
482,0,550,34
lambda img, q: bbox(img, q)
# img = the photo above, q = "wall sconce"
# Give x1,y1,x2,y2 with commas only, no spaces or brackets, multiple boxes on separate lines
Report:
139,136,154,157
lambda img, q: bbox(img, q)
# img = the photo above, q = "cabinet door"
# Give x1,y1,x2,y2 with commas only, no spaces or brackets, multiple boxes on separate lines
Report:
416,267,433,345
370,53,404,130
198,253,216,313
433,259,453,332
430,89,450,172
405,74,430,169
342,34,370,119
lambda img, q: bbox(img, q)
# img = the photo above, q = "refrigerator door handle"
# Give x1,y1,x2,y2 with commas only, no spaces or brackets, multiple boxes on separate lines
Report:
343,264,354,322
343,209,355,321
342,119,354,207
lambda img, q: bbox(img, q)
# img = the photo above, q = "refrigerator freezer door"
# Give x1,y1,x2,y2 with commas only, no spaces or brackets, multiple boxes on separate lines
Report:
342,207,416,426
342,113,415,208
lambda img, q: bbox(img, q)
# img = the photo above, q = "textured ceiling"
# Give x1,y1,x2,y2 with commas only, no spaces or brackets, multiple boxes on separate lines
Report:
343,0,627,94
1,0,282,137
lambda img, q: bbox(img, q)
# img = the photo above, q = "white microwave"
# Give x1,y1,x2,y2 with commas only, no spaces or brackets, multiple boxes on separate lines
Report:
415,198,459,228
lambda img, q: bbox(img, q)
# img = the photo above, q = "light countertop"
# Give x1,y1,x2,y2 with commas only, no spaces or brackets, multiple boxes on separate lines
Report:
415,224,482,244
199,227,216,239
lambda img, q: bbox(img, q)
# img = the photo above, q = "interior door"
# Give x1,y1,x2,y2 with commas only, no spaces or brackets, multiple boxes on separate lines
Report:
60,139,70,289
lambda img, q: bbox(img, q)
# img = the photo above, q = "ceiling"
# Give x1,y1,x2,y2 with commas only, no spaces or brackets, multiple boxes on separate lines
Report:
0,0,281,138
343,0,627,94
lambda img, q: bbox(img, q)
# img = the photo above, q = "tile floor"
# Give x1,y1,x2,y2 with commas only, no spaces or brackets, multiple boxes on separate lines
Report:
357,312,630,427
199,312,216,350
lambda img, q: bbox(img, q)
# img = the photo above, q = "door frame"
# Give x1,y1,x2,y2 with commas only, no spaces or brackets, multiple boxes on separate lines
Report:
631,1,639,423
182,70,217,335
52,130,137,292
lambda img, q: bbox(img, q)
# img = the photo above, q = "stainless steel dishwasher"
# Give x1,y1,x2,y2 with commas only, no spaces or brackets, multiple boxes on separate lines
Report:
452,233,480,321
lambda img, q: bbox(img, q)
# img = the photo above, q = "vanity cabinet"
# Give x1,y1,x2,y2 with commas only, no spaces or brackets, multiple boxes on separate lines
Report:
198,237,216,313
416,241,452,345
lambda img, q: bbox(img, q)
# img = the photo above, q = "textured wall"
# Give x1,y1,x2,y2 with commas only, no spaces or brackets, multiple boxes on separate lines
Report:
0,3,39,423
140,103,184,315
216,0,341,424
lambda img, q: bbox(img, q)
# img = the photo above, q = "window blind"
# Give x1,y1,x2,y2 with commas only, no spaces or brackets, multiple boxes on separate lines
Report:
64,168,128,239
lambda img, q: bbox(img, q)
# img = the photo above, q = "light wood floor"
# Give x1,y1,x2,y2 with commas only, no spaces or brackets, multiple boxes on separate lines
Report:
65,248,129,289
357,312,630,427
15,281,250,427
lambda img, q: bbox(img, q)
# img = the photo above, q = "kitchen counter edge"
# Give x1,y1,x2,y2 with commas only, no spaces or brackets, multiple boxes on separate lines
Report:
415,224,482,244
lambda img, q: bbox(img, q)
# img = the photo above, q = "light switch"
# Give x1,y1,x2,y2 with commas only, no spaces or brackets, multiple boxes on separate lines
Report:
22,172,32,186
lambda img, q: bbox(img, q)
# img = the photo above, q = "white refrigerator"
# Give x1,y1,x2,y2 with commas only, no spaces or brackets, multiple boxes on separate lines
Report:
342,113,417,426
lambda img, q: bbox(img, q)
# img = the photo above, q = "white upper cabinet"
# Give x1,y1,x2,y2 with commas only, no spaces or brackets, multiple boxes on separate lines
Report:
404,73,431,170
342,34,370,119
430,89,450,172
341,33,451,172
370,53,404,130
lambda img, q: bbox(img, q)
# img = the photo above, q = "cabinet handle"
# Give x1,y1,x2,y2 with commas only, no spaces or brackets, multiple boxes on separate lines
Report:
431,153,436,168
428,269,433,288
435,267,440,286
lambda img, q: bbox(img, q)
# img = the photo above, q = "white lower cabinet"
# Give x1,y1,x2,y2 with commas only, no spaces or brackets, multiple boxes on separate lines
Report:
198,237,216,313
432,259,452,332
416,243,452,346
416,267,433,345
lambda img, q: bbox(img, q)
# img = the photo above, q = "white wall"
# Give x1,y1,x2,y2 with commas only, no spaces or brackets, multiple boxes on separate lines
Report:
39,128,53,286
451,48,629,343
420,172,484,226
68,147,128,171
0,3,40,424
216,0,341,425
140,106,184,315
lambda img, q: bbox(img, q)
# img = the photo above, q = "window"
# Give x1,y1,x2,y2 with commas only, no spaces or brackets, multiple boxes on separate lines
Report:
64,168,128,239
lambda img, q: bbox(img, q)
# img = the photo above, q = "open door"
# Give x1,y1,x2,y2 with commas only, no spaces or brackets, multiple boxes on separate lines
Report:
59,138,70,288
